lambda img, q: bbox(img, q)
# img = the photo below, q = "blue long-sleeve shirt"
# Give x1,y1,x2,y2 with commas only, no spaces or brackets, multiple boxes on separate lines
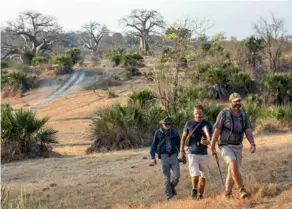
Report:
150,127,181,159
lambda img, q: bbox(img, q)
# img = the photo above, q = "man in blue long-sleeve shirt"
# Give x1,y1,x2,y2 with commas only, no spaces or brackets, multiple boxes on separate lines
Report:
150,117,181,200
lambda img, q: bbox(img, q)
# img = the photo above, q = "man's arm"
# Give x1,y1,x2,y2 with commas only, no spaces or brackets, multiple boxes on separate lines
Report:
179,131,188,159
150,131,159,160
210,128,221,155
245,128,256,153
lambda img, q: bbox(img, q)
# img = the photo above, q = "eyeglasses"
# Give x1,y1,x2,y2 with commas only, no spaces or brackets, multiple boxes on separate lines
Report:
164,123,172,126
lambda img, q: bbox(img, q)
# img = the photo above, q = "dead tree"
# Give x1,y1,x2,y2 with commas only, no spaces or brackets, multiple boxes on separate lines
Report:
253,14,286,73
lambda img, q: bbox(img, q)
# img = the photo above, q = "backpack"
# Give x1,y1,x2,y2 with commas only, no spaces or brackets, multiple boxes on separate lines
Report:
155,128,178,159
219,108,247,145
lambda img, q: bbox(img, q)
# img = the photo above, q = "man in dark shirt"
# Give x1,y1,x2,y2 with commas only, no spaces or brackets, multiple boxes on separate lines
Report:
210,93,256,199
150,117,181,200
179,105,212,200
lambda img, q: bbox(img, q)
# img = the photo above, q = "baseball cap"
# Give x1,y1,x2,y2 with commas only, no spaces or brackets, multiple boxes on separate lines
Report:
229,92,242,101
160,117,173,124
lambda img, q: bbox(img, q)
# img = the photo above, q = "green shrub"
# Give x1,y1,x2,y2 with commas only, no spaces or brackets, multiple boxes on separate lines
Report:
128,89,156,108
265,105,292,123
1,104,57,161
22,51,35,65
125,66,141,76
122,70,132,79
261,73,292,105
52,54,73,67
1,71,29,92
1,61,9,69
177,84,211,108
65,48,82,65
31,56,48,66
107,48,126,66
122,53,144,67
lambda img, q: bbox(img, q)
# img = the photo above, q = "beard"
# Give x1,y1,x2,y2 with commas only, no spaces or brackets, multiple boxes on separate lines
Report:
232,104,241,109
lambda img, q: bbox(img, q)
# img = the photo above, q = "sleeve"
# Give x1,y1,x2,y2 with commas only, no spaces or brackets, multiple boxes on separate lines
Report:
175,129,181,151
150,130,159,159
183,121,189,135
244,113,252,130
214,111,225,131
208,122,213,134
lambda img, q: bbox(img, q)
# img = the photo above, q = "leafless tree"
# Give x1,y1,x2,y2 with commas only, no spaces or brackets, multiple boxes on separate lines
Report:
4,11,63,56
120,9,165,55
253,14,286,73
80,21,109,57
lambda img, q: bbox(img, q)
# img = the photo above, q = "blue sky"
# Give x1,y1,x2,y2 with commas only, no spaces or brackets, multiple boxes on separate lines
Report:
1,0,291,39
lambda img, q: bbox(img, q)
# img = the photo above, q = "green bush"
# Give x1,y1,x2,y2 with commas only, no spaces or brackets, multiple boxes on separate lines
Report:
52,54,73,67
261,73,292,105
128,89,156,108
1,61,9,69
177,84,211,108
265,105,292,123
1,104,57,161
122,70,132,79
22,51,35,65
65,48,82,65
122,53,144,67
107,48,126,66
31,56,48,66
1,71,29,92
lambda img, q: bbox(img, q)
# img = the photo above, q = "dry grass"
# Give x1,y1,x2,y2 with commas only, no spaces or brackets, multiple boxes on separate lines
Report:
1,133,292,209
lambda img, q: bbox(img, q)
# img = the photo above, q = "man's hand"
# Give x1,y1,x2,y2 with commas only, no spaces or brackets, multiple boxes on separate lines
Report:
149,159,157,166
250,144,256,153
179,150,185,161
211,146,217,156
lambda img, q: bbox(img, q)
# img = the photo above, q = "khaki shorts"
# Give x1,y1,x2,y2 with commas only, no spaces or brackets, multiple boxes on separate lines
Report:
187,154,210,178
220,144,243,166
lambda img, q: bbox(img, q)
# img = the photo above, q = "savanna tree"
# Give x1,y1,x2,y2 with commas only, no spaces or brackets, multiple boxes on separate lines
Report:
253,14,286,73
4,11,63,57
156,18,211,114
80,21,109,57
121,9,164,54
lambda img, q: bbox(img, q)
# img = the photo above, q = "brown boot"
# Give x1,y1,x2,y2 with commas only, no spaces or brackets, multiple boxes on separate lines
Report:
225,191,232,199
239,186,248,199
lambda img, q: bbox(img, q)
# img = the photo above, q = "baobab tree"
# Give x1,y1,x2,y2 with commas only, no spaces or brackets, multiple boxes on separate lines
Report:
4,11,63,56
80,21,109,57
121,9,165,54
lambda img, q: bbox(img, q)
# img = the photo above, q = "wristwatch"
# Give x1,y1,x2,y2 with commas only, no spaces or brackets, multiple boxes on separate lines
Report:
251,143,256,146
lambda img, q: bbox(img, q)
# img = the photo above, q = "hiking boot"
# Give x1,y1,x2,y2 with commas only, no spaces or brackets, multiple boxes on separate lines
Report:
239,187,248,199
191,189,198,200
171,184,177,196
197,194,204,200
225,191,232,199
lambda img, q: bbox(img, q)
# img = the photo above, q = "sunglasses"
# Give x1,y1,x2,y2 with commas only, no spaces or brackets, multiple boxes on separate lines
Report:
164,123,172,126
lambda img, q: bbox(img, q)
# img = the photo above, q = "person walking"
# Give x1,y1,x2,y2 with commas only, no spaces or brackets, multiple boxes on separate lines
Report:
210,93,256,199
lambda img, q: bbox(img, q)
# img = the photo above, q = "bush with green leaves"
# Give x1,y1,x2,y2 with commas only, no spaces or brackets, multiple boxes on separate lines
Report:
65,48,82,65
107,48,126,66
1,104,57,161
122,70,132,80
177,84,212,109
31,56,48,66
1,61,9,69
122,53,144,67
128,89,156,108
265,105,292,124
52,54,73,67
1,71,29,92
261,73,292,105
